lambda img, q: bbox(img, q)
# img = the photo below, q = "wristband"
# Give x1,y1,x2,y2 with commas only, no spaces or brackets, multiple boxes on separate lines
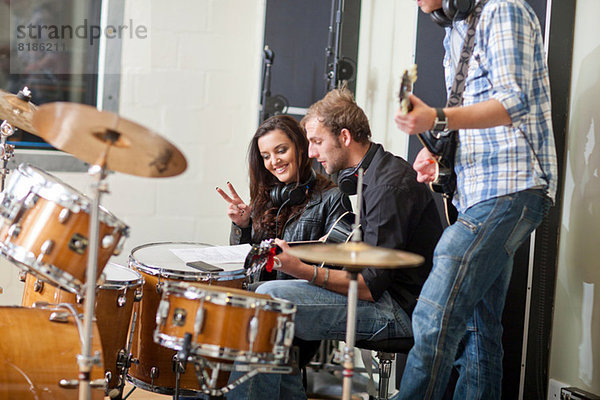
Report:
309,265,318,285
432,107,448,131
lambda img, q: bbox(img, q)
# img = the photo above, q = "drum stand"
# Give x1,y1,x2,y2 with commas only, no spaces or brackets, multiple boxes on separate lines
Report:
169,332,295,399
79,149,114,400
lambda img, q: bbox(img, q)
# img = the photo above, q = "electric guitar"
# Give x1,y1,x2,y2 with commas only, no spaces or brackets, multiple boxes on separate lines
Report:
244,211,360,275
399,65,457,199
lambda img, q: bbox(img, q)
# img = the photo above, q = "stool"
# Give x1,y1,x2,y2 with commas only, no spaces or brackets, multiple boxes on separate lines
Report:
355,337,414,400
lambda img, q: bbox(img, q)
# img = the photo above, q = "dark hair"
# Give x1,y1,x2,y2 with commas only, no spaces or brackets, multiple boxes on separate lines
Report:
301,87,371,144
248,115,333,239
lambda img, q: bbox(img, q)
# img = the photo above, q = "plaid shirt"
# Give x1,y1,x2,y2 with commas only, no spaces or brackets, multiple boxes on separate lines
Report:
443,0,558,212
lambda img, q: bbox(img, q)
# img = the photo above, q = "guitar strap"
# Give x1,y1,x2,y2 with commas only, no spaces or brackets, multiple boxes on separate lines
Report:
446,0,489,108
437,0,488,226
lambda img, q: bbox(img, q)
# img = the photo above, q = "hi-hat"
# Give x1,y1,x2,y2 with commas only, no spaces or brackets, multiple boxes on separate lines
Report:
287,241,424,268
32,102,187,177
0,88,38,134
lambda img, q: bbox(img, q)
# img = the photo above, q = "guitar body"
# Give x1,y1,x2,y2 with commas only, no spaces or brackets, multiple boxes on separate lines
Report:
244,211,361,274
417,130,457,198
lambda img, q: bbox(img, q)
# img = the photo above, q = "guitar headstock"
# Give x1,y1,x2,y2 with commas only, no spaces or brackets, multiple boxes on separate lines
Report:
243,239,279,275
399,64,418,115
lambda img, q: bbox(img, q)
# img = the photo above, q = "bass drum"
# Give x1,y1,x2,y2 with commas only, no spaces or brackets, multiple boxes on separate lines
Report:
127,242,247,395
0,305,105,400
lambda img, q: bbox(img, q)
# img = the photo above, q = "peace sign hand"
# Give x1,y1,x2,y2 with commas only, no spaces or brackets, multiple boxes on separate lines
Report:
216,182,251,228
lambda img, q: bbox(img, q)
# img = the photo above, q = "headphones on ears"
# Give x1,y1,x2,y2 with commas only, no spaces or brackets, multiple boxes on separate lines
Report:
270,169,317,207
337,144,378,195
430,0,476,27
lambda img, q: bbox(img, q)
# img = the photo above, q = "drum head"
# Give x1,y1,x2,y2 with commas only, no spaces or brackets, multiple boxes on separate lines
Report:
99,262,143,288
129,242,246,282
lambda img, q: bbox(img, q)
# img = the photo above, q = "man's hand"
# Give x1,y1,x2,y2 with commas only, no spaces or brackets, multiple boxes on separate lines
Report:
413,147,438,184
394,94,437,135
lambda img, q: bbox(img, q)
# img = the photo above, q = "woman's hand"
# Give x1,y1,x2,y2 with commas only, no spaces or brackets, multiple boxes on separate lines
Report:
413,147,438,184
216,182,251,228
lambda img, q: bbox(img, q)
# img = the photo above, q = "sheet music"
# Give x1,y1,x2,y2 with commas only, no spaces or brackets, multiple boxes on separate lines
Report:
170,244,251,265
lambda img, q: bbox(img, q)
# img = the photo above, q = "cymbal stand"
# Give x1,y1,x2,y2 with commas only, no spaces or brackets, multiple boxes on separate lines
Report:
0,120,16,192
341,168,363,400
79,139,116,400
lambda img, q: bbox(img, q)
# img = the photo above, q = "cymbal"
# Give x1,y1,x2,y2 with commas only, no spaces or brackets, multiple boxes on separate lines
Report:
287,241,424,269
0,88,38,134
32,102,187,177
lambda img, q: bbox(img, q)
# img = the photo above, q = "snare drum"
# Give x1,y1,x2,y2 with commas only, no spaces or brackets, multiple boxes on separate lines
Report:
0,305,105,400
21,262,143,392
0,163,129,295
127,242,247,394
156,282,296,364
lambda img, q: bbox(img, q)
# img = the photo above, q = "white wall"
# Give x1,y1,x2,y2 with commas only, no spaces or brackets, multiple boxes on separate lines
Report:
548,0,600,395
0,0,417,306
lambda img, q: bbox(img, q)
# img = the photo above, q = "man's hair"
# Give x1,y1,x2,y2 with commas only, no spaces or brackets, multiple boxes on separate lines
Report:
301,87,371,144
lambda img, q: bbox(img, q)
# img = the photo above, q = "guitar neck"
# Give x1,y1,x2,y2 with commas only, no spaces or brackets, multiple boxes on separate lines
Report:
287,240,322,246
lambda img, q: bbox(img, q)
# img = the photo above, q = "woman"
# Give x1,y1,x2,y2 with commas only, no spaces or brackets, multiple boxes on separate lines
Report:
217,115,350,280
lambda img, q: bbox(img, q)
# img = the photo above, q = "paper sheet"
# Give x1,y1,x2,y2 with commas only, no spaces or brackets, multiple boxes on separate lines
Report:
170,244,251,265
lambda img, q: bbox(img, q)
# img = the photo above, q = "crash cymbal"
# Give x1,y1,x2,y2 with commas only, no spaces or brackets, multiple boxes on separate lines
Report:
287,241,424,269
32,102,187,177
0,88,38,134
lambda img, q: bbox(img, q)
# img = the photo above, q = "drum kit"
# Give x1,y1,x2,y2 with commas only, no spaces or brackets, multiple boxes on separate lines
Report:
0,86,424,400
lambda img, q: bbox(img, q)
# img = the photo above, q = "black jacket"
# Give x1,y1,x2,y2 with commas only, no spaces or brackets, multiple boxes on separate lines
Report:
359,143,443,314
230,186,349,245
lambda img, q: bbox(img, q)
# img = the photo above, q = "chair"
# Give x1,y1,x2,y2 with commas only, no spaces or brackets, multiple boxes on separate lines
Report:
354,337,414,400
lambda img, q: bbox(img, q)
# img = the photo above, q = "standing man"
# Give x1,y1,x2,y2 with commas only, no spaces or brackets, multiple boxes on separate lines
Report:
227,88,443,400
393,0,557,399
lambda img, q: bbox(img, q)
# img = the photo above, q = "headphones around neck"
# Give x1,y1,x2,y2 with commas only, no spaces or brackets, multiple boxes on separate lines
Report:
430,0,476,27
270,169,317,207
337,143,378,195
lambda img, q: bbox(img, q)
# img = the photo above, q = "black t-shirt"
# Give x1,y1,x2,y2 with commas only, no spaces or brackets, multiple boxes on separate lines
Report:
359,143,443,314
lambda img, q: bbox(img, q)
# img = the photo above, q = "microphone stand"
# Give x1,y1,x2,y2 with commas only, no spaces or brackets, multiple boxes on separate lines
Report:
260,46,274,122
326,0,345,91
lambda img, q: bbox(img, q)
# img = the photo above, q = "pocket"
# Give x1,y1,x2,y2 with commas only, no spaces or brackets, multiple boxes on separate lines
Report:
504,200,547,256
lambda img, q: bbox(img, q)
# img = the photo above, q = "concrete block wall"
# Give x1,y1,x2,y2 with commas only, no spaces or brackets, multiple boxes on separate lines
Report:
0,0,266,305
0,0,417,306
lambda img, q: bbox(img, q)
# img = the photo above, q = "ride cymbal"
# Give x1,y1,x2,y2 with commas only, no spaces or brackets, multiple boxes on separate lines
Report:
0,88,38,134
32,102,187,177
287,241,424,269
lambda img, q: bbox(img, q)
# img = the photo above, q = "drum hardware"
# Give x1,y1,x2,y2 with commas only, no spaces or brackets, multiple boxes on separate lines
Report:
0,87,38,192
173,333,193,400
33,278,44,292
186,355,296,397
59,208,71,223
0,87,38,134
29,97,187,398
59,379,106,389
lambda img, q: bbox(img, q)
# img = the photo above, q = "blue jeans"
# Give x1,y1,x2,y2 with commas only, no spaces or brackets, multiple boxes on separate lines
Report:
226,279,413,400
394,189,551,400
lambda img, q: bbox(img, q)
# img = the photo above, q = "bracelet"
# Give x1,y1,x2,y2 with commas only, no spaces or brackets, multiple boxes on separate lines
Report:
322,268,330,290
309,265,318,285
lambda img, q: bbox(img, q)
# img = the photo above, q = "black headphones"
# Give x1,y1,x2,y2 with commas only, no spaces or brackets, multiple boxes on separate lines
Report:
337,143,378,195
430,0,476,27
270,169,317,207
